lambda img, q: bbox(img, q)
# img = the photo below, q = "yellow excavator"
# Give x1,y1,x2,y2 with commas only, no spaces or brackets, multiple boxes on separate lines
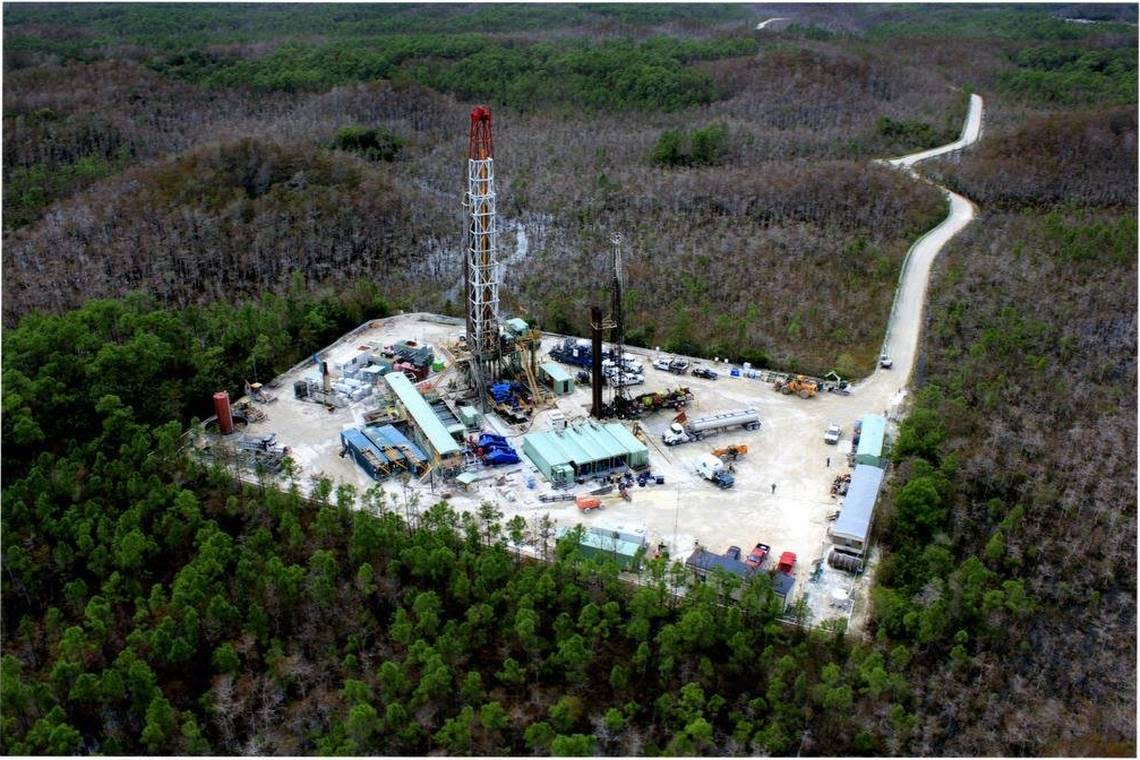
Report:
773,374,818,399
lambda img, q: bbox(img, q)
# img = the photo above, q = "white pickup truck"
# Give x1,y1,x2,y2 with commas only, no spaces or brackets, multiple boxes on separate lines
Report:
824,424,842,445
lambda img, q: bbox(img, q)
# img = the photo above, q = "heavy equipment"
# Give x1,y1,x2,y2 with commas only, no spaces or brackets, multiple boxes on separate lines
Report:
576,495,602,512
470,432,520,466
550,337,597,367
712,443,749,462
774,374,818,398
634,387,693,413
822,371,851,394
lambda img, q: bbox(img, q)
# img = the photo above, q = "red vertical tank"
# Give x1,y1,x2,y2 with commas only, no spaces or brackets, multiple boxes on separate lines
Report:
213,391,233,435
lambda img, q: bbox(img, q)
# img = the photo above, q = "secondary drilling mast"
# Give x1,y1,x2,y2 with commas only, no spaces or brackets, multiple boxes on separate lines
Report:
591,305,605,419
609,232,629,408
464,106,502,408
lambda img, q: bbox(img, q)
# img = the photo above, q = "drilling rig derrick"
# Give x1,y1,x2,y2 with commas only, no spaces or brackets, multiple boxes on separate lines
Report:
463,105,502,409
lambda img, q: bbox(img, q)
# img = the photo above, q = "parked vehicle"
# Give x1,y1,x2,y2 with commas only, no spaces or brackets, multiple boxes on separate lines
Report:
824,424,842,445
745,543,770,569
691,366,718,380
879,354,894,369
653,357,673,371
662,409,761,446
777,551,797,574
667,358,690,374
604,369,644,387
725,546,742,561
696,454,735,489
616,354,644,374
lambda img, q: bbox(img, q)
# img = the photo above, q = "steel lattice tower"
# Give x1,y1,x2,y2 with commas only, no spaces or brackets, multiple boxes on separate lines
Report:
464,106,501,407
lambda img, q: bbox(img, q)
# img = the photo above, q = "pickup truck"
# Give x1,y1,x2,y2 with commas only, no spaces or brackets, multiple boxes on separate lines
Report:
724,545,742,561
653,357,673,372
824,424,842,445
745,543,770,569
777,551,796,574
605,371,644,388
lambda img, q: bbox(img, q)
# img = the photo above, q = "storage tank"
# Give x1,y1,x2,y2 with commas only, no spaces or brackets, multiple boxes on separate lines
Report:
688,408,761,433
213,391,233,435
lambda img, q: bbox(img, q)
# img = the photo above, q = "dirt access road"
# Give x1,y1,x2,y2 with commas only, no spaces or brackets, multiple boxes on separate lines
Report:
855,92,983,414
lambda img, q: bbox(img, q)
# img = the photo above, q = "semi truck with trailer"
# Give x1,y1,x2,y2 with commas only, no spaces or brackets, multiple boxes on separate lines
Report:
662,408,761,446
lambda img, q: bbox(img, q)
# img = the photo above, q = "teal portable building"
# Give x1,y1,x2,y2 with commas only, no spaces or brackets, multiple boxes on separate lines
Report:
855,414,887,468
538,361,575,396
523,422,648,484
556,526,643,570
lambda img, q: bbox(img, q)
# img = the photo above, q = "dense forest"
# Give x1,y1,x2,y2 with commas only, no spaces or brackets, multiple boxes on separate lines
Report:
4,1,980,374
2,3,1137,756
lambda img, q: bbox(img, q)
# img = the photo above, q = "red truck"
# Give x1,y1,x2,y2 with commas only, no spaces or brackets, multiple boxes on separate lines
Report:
777,551,797,574
745,543,770,569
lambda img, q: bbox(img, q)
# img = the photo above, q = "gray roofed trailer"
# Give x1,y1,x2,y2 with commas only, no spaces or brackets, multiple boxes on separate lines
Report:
829,464,886,553
771,571,795,609
686,548,755,580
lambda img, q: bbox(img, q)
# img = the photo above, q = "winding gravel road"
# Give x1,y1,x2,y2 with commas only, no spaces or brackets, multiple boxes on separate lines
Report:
853,93,984,413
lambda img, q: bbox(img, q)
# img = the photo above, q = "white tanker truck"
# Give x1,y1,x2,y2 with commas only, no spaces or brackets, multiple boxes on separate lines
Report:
661,408,761,446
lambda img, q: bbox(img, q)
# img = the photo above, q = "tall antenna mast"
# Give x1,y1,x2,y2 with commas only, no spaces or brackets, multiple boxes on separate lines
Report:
464,105,501,408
